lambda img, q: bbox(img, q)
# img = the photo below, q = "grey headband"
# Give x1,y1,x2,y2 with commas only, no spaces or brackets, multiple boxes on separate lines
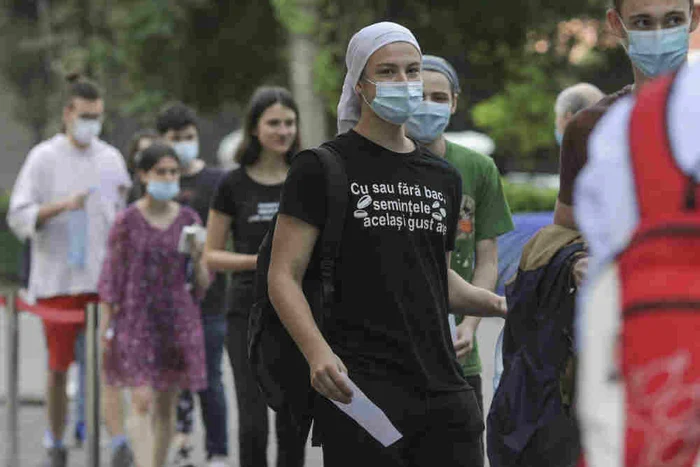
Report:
422,55,460,94
337,22,421,134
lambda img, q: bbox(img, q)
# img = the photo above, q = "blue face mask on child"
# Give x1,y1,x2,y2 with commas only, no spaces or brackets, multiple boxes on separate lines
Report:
622,19,690,77
361,79,424,125
147,180,180,201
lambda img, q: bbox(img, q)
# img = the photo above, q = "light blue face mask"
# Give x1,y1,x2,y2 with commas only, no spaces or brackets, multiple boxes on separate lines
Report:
172,140,199,167
622,21,690,77
362,79,424,125
405,101,452,143
147,180,180,201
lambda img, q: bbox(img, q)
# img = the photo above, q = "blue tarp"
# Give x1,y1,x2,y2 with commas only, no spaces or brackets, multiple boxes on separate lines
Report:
495,212,554,296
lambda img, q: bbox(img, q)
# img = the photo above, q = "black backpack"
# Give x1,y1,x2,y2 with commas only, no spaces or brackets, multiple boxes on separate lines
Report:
487,241,585,467
247,144,348,430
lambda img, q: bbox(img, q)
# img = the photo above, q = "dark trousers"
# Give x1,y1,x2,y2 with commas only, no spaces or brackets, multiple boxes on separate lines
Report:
227,312,306,467
176,313,229,458
316,376,484,467
465,374,485,467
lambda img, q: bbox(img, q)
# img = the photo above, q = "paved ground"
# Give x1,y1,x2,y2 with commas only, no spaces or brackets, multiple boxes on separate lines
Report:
1,306,504,466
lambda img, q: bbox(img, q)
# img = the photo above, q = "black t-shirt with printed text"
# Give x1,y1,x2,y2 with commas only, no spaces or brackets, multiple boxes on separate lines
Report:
176,166,228,315
279,130,467,392
211,167,284,315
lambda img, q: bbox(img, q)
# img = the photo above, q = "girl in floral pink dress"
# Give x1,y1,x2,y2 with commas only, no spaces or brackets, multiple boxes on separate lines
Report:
98,142,210,467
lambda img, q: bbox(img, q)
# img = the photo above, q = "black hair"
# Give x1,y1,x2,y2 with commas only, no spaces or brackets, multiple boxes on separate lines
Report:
614,0,693,12
64,72,101,106
234,86,301,167
156,101,198,135
125,128,159,175
136,141,180,173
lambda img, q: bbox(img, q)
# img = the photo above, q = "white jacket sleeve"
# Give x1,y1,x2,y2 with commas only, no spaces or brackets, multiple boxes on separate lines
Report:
574,96,638,270
7,149,44,241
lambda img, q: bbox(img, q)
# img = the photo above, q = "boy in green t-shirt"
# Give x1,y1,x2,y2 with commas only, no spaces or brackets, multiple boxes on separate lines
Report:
406,55,514,450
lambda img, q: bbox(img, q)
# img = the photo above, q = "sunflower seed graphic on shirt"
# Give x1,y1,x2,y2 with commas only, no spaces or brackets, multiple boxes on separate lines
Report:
432,212,443,221
357,194,372,209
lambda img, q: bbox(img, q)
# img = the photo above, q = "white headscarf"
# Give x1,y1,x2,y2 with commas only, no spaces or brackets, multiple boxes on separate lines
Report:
336,22,421,135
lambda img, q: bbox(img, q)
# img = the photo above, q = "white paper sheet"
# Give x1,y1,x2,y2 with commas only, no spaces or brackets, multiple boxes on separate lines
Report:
330,374,403,447
448,314,458,343
177,225,207,254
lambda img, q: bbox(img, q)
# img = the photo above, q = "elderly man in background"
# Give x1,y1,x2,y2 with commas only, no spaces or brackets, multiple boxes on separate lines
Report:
554,83,604,146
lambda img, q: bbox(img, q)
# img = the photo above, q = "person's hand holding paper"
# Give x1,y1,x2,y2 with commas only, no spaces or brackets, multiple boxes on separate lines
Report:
328,373,403,447
309,346,354,404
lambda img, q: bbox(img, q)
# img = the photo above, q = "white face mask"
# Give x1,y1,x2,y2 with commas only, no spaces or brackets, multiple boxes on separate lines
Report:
71,118,102,146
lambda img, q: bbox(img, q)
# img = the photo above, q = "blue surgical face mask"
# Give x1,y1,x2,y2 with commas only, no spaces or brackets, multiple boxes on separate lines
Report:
147,180,180,201
361,79,424,125
405,101,452,143
622,19,690,77
172,140,199,166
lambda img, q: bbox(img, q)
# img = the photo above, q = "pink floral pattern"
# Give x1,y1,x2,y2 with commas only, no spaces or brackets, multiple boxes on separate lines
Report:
98,205,207,391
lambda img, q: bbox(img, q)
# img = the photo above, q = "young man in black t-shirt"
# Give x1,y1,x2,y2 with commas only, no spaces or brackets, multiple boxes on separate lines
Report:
268,22,506,467
156,103,230,467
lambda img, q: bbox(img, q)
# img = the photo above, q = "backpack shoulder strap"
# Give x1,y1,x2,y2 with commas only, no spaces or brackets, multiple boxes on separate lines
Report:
307,144,348,303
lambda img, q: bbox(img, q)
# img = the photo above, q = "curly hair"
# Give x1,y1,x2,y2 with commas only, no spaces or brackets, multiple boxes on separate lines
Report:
156,101,198,134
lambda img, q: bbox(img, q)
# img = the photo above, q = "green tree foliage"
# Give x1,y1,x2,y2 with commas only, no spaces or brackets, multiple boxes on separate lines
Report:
1,0,626,170
113,0,287,115
503,181,558,213
0,1,55,142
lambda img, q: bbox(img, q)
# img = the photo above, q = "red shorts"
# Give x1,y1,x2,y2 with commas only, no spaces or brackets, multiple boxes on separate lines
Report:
39,294,99,372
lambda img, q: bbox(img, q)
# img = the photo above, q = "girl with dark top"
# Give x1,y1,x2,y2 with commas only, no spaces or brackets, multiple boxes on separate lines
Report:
205,86,305,467
98,142,210,467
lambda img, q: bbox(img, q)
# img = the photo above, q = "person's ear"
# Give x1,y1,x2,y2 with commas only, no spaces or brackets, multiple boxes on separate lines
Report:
607,8,626,40
690,3,700,33
451,93,460,115
355,80,364,96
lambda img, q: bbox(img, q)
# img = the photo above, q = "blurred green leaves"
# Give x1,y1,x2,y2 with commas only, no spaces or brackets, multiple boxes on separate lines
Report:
503,181,558,213
1,0,626,171
472,57,560,167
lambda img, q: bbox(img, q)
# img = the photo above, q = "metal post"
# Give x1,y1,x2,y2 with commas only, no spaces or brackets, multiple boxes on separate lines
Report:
4,291,19,467
85,302,100,467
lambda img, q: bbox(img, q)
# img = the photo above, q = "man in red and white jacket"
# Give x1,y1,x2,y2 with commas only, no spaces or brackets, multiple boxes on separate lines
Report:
574,62,700,467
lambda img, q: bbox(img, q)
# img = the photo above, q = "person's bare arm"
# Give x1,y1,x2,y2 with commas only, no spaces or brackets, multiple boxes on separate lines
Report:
554,200,577,230
447,252,506,318
455,239,498,358
268,214,353,403
190,236,212,292
203,209,257,272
